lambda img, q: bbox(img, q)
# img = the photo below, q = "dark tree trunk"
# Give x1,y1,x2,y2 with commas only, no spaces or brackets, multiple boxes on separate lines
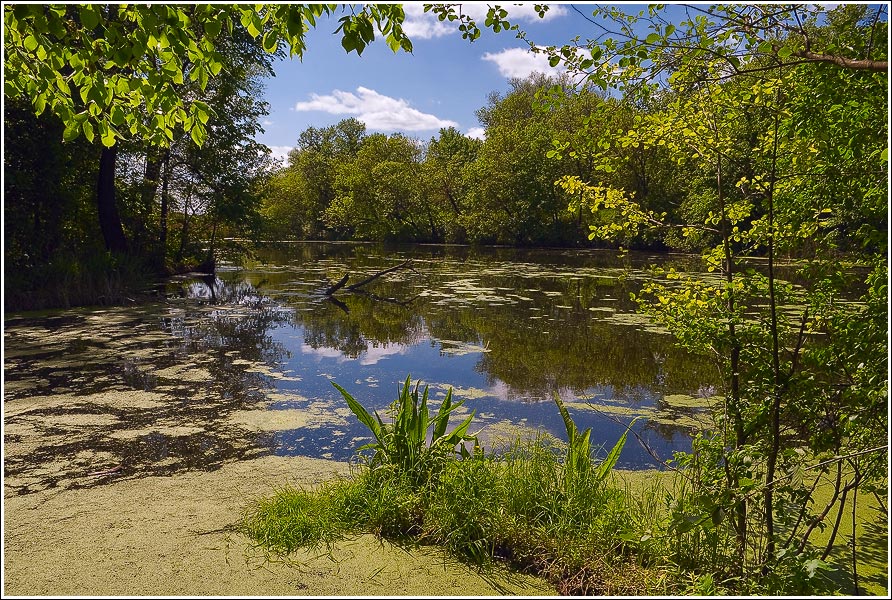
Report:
97,146,128,253
141,149,165,212
159,154,170,264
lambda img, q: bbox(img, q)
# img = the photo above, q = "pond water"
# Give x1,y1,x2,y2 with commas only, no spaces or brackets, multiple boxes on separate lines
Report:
4,243,724,495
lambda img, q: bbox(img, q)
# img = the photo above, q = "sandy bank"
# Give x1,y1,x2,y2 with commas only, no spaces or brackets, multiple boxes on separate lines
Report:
3,455,553,596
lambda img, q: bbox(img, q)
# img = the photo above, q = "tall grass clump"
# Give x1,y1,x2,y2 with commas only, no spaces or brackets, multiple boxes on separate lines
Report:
241,480,353,554
241,376,672,594
333,375,477,489
242,376,884,595
4,251,157,311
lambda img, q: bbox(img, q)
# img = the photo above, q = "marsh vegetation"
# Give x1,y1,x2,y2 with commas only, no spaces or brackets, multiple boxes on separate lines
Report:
4,3,887,597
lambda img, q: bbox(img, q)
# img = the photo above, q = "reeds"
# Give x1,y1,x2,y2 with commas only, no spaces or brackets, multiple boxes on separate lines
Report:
242,376,882,595
242,376,670,594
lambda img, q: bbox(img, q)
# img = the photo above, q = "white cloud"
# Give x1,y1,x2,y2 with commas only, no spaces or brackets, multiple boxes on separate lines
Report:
300,344,344,360
267,145,293,165
359,343,408,366
402,4,567,40
466,127,486,140
262,119,274,126
299,341,409,365
482,47,563,78
402,4,454,39
294,87,458,132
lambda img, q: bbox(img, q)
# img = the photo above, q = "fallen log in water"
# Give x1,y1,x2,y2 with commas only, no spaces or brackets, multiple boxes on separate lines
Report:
324,260,413,296
324,273,350,296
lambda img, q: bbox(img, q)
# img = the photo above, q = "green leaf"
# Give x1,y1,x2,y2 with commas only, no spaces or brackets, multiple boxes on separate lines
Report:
341,33,357,54
442,411,476,444
34,94,46,116
82,120,95,143
63,121,80,142
194,104,210,125
777,45,792,59
189,122,206,147
246,19,260,38
80,7,100,29
23,34,39,51
55,74,70,95
204,19,222,38
552,392,578,440
432,388,454,440
594,416,641,482
262,31,278,53
332,382,383,442
645,32,660,44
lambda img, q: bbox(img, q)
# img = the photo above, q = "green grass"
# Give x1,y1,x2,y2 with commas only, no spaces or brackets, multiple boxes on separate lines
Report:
241,434,675,595
241,378,888,596
4,251,157,311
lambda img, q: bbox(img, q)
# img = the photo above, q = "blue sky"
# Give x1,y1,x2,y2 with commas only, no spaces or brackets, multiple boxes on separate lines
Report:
255,2,849,163
256,3,608,162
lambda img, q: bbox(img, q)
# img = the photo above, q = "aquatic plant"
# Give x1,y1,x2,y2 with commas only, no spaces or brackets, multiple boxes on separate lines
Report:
332,375,477,488
244,375,880,595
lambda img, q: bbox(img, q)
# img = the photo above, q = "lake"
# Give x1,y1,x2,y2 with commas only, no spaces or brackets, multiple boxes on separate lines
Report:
4,242,723,495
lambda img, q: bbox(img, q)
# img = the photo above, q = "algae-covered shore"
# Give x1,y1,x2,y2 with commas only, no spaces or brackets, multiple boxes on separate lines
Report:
3,455,552,596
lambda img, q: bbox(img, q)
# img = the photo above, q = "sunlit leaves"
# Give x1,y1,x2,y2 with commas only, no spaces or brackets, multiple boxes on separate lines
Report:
5,4,414,148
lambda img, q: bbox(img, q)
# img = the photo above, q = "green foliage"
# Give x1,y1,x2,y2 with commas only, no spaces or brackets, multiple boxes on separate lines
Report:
241,481,354,554
332,376,477,489
553,391,637,484
325,133,431,241
261,75,673,247
244,358,885,594
527,1,888,588
243,430,668,595
4,4,413,148
5,4,415,306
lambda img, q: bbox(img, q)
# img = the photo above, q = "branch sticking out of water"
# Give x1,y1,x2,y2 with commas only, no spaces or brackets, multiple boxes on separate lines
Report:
324,273,350,295
324,260,419,306
344,260,412,291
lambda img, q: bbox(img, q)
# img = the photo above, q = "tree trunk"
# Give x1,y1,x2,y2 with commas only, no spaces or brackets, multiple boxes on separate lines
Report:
141,149,165,212
159,154,170,264
763,107,782,569
97,145,128,253
176,176,193,263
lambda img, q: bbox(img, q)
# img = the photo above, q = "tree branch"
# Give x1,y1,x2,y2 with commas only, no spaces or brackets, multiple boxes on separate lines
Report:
344,259,412,291
793,50,888,72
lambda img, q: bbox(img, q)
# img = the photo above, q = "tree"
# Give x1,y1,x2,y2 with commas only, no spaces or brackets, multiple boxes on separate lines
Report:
4,4,414,258
325,132,427,241
264,118,369,240
542,3,886,587
521,3,887,95
4,4,413,148
422,127,482,242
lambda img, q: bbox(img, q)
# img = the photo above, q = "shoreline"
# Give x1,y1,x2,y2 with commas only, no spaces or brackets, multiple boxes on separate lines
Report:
2,455,553,596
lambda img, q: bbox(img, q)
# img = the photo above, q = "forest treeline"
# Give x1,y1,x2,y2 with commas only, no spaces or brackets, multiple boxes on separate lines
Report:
263,77,683,247
4,5,886,311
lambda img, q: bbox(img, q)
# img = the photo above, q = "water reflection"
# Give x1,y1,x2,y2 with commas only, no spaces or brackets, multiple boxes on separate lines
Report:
4,243,725,496
217,243,722,465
